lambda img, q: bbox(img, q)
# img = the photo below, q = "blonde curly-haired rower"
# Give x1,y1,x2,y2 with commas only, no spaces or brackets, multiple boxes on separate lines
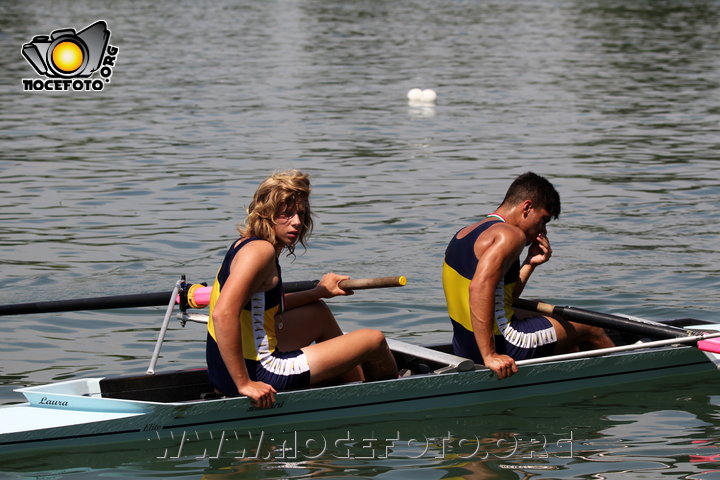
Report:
206,170,397,408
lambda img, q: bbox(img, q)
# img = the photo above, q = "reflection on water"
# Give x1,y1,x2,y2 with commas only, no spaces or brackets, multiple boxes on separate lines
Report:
1,0,719,478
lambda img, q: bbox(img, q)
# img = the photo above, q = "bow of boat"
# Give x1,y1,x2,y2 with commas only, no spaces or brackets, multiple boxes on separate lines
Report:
0,378,155,447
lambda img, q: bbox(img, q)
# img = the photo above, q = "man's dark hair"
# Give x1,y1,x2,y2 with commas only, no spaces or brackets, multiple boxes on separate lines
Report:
501,172,561,219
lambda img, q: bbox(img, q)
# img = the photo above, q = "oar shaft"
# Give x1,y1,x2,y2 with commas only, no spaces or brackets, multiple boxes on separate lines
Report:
0,292,172,316
0,282,315,316
514,298,691,340
0,277,405,316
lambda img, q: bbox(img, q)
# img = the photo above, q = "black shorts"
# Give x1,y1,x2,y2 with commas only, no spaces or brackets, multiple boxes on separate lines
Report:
206,333,311,396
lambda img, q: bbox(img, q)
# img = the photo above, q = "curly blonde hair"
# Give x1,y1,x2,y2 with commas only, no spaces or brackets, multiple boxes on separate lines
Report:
237,170,314,255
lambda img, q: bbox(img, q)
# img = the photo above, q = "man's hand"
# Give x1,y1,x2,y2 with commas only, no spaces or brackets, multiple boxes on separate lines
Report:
483,353,518,379
525,233,552,267
238,380,277,408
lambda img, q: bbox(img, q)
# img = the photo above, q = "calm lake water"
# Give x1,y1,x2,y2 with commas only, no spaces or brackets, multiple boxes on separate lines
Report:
1,0,719,477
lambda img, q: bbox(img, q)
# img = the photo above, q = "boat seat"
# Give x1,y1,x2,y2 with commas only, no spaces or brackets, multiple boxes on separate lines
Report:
387,339,474,373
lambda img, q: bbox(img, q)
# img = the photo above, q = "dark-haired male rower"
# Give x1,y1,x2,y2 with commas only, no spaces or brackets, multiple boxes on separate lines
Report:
442,172,614,379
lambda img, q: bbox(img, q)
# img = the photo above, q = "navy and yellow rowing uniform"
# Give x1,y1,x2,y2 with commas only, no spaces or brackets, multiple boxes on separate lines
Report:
206,237,310,396
442,220,556,362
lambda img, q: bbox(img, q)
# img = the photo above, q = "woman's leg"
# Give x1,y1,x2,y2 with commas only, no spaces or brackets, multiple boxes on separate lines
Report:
302,329,398,385
275,301,343,350
275,301,397,384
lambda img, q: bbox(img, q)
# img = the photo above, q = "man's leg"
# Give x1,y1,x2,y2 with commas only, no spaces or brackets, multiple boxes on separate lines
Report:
546,316,615,354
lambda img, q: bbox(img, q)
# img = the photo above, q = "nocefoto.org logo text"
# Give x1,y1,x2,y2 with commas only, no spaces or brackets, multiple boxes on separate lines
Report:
21,20,119,92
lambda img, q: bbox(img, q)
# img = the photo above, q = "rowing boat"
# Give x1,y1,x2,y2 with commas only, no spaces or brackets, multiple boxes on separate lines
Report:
1,323,719,452
1,280,719,453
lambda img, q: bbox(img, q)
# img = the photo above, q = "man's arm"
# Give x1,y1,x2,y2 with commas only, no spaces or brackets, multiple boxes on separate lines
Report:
469,225,525,379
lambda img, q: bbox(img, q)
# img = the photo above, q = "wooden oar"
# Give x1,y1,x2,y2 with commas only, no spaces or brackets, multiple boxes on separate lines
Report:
0,276,406,316
513,298,693,340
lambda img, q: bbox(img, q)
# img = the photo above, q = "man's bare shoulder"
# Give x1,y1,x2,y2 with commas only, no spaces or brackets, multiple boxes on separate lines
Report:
473,222,525,257
479,221,524,242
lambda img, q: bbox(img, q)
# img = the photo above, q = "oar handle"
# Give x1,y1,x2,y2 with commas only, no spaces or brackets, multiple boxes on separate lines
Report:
514,298,554,315
287,276,407,291
339,276,407,290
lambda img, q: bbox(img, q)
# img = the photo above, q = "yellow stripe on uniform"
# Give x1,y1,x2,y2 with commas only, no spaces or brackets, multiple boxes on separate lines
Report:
442,260,472,330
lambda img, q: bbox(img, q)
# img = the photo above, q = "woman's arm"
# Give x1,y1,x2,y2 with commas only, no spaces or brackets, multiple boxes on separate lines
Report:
283,272,351,311
211,240,278,407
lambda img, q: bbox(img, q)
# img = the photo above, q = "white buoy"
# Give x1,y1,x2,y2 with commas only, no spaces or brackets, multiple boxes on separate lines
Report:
420,89,437,103
407,88,423,102
407,88,437,106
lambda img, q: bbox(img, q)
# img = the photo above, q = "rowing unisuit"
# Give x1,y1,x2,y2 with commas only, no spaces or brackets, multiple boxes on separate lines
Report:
206,237,310,395
442,219,557,362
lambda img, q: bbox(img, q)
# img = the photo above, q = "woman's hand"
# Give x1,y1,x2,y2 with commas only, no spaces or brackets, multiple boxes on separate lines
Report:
317,272,354,298
237,380,277,408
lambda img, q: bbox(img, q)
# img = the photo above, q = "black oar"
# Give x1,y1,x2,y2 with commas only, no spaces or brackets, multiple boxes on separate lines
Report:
513,298,693,340
0,277,406,317
0,281,317,316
